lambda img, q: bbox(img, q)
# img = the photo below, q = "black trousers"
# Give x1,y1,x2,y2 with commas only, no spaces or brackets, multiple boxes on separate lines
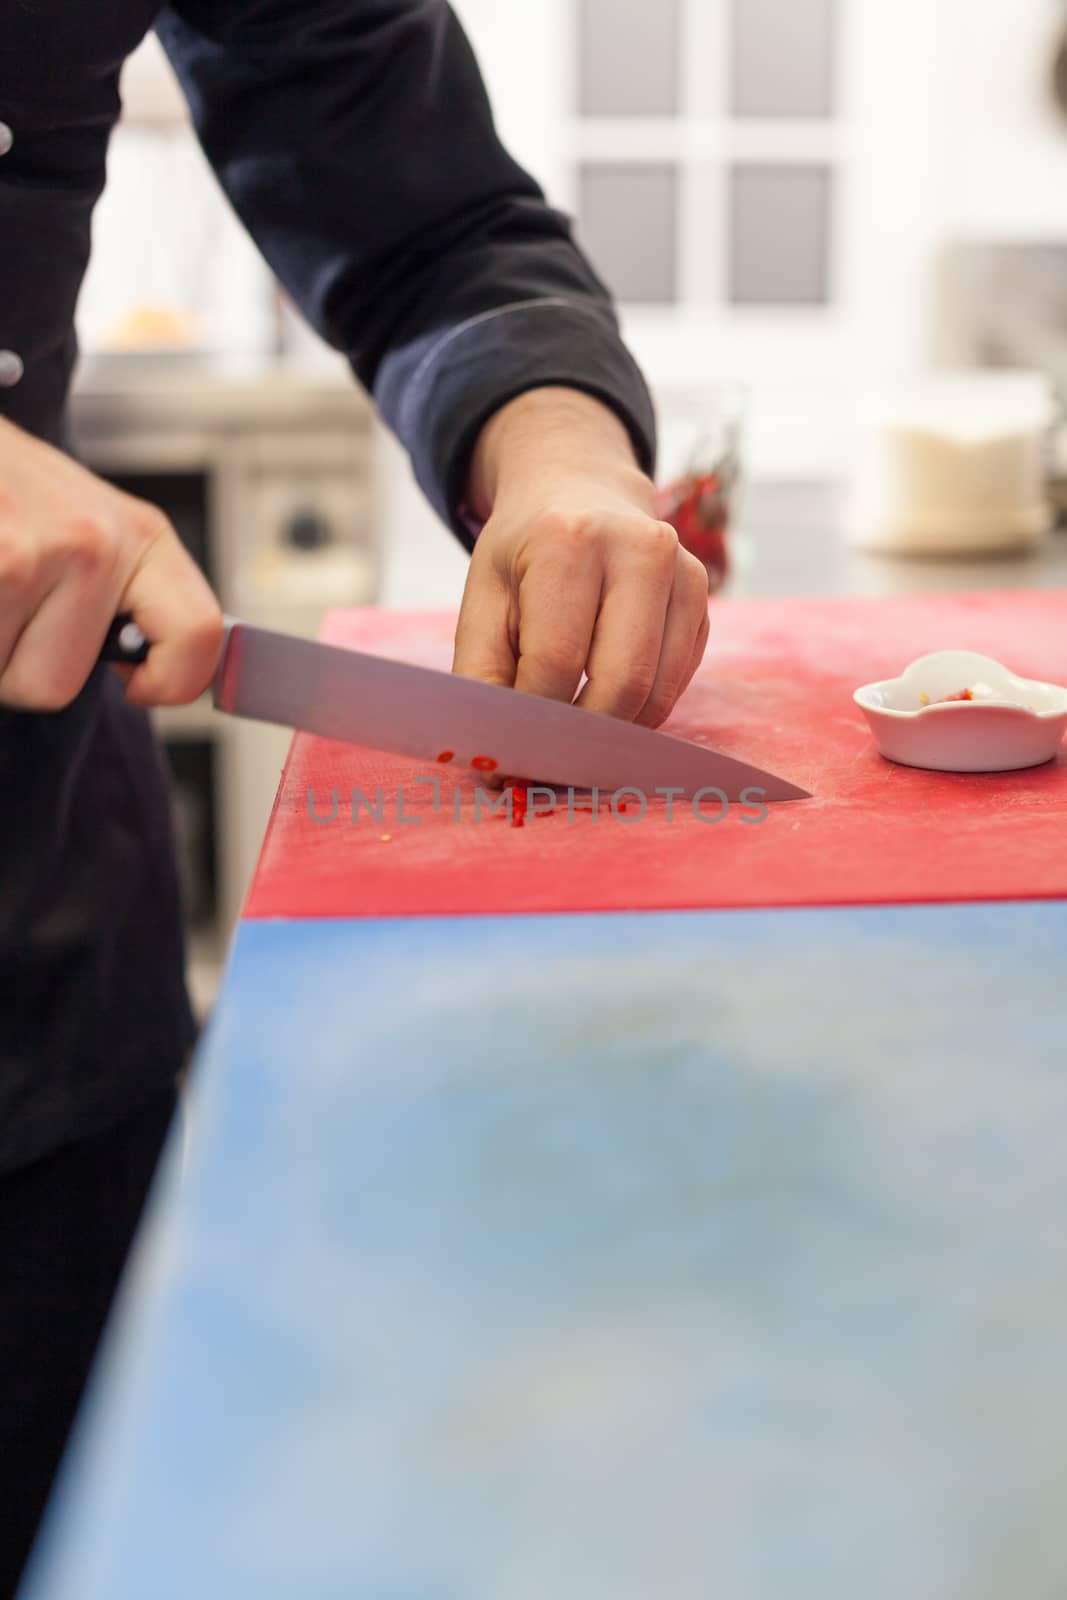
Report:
0,1089,177,1599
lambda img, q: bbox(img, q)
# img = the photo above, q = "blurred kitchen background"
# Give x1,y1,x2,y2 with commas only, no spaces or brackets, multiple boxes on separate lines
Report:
70,0,1067,1007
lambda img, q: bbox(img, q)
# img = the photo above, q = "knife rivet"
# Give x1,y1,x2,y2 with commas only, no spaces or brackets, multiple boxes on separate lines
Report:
118,620,146,656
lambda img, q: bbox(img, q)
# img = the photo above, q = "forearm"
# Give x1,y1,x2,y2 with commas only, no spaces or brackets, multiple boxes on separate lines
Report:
467,387,658,523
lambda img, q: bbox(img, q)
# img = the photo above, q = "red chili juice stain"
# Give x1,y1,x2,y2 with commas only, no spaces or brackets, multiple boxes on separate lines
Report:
436,750,455,764
483,781,564,827
485,781,554,828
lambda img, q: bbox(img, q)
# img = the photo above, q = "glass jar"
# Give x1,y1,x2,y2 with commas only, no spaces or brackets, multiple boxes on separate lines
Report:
655,385,746,594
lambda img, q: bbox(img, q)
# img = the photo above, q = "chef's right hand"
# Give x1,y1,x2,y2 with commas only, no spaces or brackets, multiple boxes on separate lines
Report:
0,417,222,710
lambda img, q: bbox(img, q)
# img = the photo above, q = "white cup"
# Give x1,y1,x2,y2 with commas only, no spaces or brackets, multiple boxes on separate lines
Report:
843,371,1057,555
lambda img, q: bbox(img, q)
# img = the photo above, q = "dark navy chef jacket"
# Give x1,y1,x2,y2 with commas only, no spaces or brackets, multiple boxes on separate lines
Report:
0,0,656,1172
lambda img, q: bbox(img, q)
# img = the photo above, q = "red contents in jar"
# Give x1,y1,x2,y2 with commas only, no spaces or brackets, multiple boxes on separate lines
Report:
471,755,497,772
657,470,731,594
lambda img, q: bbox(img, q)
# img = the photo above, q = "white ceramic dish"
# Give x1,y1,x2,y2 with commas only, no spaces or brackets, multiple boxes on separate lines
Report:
853,651,1067,772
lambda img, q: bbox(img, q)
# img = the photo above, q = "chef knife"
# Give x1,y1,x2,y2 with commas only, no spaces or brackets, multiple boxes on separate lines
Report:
100,614,809,801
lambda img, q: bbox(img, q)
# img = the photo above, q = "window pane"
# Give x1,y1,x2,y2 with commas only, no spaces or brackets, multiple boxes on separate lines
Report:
578,164,679,304
579,0,680,117
730,0,836,118
729,165,832,306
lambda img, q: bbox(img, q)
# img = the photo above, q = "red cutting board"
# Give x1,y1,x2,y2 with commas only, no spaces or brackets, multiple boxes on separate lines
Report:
244,590,1067,919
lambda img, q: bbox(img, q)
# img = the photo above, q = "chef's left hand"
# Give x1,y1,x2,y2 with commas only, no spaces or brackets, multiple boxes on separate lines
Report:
453,387,709,729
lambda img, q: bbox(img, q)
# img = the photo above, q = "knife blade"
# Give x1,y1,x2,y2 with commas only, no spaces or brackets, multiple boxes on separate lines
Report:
211,617,810,801
101,614,809,801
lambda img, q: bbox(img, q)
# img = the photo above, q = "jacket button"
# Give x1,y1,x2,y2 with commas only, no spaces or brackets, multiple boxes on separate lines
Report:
0,351,24,387
0,123,11,157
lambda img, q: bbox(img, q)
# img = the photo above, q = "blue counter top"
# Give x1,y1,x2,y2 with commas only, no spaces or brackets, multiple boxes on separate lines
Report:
22,902,1067,1599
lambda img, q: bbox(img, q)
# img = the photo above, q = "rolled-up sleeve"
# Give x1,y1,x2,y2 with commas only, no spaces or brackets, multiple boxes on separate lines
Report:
157,0,657,543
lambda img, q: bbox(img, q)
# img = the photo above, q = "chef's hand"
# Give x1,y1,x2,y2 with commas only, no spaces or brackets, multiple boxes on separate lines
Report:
0,417,222,710
453,387,709,727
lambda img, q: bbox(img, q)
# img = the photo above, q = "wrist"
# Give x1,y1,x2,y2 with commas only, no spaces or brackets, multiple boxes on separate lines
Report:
466,386,655,521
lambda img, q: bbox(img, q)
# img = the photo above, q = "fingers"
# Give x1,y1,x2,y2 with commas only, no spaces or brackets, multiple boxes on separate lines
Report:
634,550,710,728
0,535,52,682
574,521,677,719
513,536,603,702
0,515,122,709
0,419,223,712
452,557,518,688
480,514,605,704
682,602,712,694
120,511,223,707
451,506,710,730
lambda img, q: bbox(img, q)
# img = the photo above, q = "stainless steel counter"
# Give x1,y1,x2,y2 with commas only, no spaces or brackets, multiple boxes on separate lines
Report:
733,483,1067,597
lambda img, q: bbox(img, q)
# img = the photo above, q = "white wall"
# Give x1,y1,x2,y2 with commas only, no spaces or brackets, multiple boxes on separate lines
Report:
451,0,571,199
932,0,1067,240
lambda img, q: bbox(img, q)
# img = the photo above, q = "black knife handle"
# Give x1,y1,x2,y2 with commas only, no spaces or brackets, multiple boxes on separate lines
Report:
99,614,150,666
